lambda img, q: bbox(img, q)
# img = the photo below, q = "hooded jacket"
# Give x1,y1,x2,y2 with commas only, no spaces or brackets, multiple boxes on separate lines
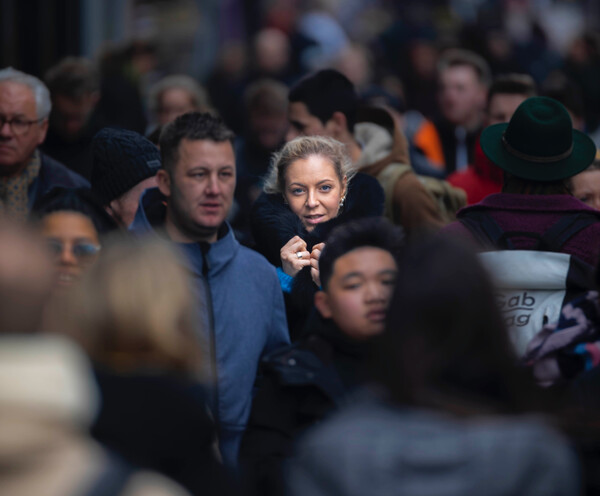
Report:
287,390,580,496
447,138,503,205
354,110,444,233
130,188,289,468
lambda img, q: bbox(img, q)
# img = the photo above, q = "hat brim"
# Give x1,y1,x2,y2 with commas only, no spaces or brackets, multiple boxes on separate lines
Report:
480,123,597,182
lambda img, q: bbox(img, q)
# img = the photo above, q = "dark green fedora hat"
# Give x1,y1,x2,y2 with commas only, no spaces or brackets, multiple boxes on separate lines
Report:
480,96,596,182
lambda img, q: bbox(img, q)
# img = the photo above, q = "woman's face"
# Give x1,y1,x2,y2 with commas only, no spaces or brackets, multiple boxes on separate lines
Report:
283,155,346,231
571,169,600,211
41,211,100,288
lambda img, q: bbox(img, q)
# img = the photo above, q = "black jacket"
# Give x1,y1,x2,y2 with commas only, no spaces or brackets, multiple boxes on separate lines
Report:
91,366,232,496
239,316,369,496
29,152,89,211
250,172,384,339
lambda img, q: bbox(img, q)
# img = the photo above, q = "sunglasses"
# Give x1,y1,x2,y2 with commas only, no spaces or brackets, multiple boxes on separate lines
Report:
46,239,101,261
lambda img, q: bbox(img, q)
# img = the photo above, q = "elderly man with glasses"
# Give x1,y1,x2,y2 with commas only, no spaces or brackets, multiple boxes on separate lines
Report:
0,67,88,221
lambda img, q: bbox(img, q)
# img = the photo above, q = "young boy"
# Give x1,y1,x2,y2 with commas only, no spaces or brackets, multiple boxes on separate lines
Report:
239,217,404,496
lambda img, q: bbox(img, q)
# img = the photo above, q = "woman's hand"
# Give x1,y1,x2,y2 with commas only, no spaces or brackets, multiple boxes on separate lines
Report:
310,242,325,287
281,236,311,277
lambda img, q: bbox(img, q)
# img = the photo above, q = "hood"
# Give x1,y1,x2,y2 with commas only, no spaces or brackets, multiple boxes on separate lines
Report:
0,335,98,462
354,107,411,176
472,137,504,185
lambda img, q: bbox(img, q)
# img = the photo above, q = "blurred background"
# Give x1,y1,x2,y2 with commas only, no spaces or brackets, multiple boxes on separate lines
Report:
2,0,599,135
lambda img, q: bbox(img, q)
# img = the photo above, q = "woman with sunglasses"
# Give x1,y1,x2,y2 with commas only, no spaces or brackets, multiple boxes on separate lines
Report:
35,187,117,288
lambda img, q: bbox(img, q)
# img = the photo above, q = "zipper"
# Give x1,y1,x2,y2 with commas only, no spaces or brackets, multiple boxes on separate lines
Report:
200,242,220,426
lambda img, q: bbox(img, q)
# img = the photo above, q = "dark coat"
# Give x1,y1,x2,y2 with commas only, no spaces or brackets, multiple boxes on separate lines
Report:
91,366,232,496
239,316,368,496
250,172,384,339
29,152,89,211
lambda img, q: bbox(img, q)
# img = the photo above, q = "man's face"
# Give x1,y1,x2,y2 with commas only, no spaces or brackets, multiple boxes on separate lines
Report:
487,93,527,126
50,92,98,141
0,82,48,176
158,139,236,243
438,65,486,126
286,101,329,141
315,247,398,340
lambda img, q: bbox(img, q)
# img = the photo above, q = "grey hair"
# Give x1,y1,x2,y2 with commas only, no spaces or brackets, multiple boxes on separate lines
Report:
0,67,52,119
149,74,211,112
263,135,356,195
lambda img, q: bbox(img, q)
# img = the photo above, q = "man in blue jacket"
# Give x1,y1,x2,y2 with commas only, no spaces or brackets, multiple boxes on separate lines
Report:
130,112,289,468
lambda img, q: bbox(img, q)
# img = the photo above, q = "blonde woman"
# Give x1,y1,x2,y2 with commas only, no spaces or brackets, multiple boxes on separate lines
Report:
251,136,384,339
52,235,230,495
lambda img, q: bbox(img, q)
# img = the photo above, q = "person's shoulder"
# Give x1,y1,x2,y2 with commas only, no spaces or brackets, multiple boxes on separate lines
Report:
39,151,89,188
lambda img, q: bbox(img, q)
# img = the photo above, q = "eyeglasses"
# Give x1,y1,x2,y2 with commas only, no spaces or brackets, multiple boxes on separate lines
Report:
46,239,101,262
0,115,45,135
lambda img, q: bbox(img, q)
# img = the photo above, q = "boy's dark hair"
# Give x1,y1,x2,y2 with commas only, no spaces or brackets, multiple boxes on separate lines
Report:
159,112,235,174
44,57,99,99
319,217,404,291
288,69,358,132
487,74,537,104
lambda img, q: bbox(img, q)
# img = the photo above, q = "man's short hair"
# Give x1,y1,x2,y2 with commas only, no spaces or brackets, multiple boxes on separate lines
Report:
319,217,404,291
159,112,235,174
288,69,358,132
437,49,492,87
0,67,51,119
488,73,537,104
44,57,99,100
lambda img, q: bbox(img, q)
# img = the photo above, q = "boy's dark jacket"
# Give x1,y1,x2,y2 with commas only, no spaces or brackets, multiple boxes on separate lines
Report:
239,313,369,496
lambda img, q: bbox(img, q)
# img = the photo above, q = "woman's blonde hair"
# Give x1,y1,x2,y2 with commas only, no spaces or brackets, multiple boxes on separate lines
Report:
54,235,203,375
263,135,356,195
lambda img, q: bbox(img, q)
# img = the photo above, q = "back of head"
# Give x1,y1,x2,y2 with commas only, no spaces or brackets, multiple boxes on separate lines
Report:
91,127,161,205
480,96,597,190
370,236,532,414
0,67,51,119
288,69,358,132
55,235,202,374
0,221,53,334
160,112,235,175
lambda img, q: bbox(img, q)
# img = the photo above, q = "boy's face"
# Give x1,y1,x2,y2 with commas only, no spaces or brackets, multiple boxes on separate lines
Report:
315,247,397,340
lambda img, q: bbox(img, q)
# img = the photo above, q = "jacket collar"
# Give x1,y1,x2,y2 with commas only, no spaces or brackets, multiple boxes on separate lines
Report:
131,187,240,277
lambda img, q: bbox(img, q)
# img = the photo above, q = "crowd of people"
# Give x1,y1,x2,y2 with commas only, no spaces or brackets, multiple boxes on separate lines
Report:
2,3,600,494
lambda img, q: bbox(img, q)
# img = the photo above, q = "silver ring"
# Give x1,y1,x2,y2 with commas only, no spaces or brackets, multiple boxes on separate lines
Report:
296,251,303,259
